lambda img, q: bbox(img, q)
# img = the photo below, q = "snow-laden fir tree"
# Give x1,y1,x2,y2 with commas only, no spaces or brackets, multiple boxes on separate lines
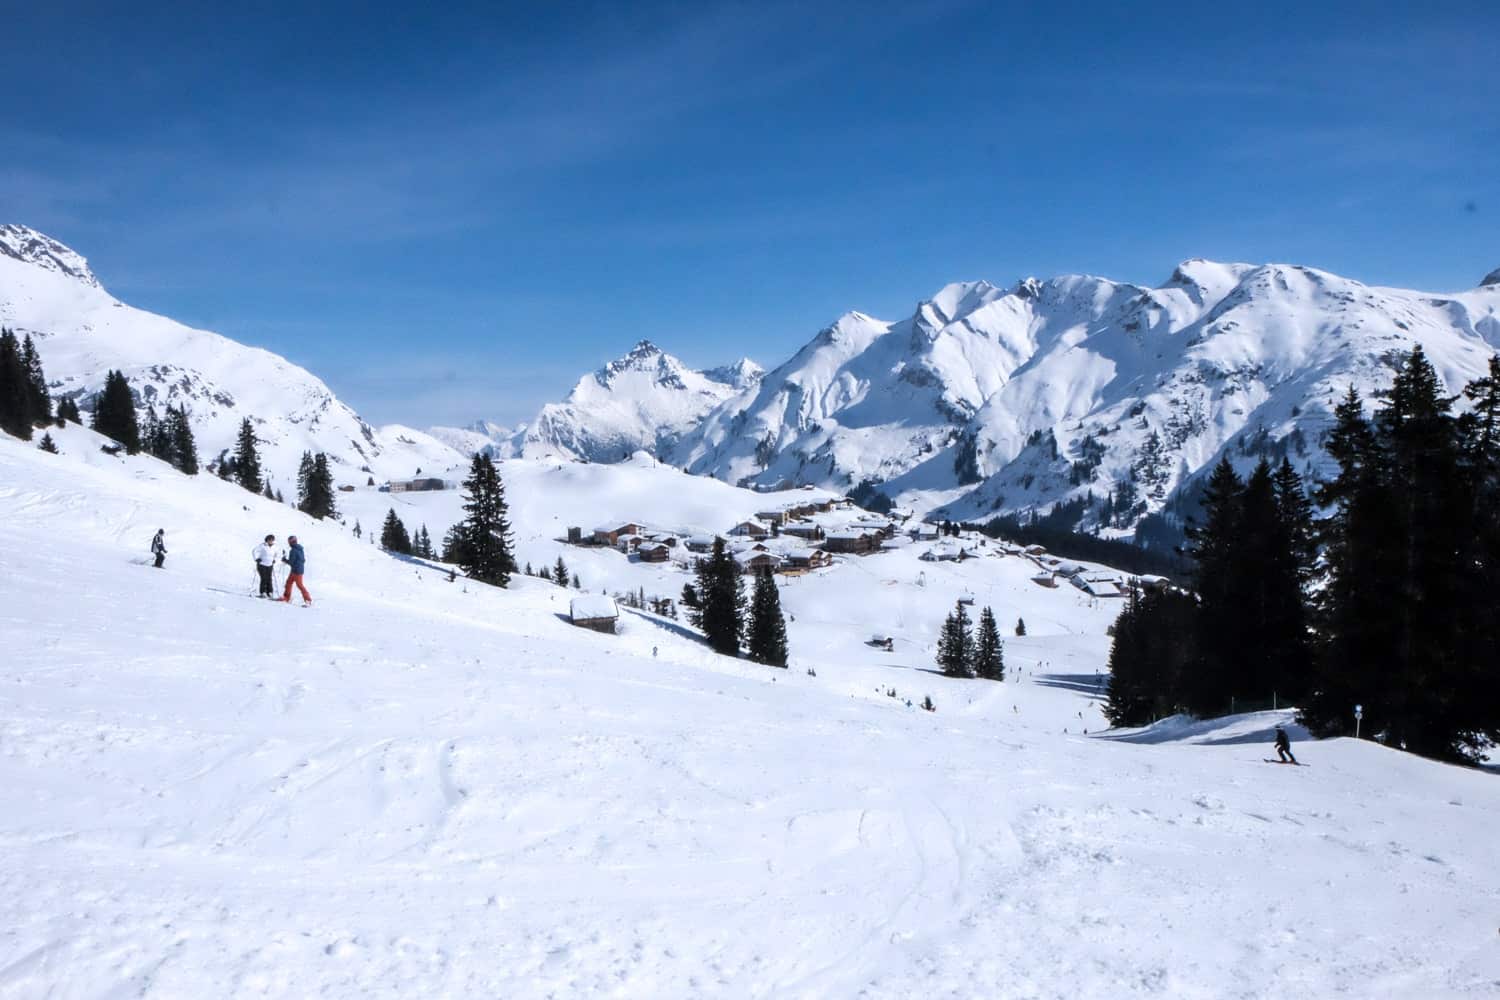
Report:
91,370,140,453
0,329,36,440
971,605,1004,681
699,537,745,656
380,508,412,555
19,334,50,426
232,417,263,494
37,431,57,453
746,570,789,667
937,601,974,678
456,452,515,587
554,555,569,589
165,404,198,474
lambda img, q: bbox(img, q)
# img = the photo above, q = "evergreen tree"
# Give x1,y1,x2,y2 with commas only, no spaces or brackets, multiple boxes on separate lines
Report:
56,396,81,424
746,570,790,666
936,601,974,678
142,404,170,460
1104,585,1198,727
680,582,703,629
296,452,315,510
232,417,263,494
0,329,35,437
90,370,140,453
699,537,745,656
263,479,276,500
1183,457,1244,716
441,523,470,564
37,431,57,453
165,404,198,474
456,453,515,587
554,555,570,588
380,508,413,554
1015,617,1026,637
297,452,337,519
572,572,581,589
972,606,1005,680
539,566,553,582
19,335,50,425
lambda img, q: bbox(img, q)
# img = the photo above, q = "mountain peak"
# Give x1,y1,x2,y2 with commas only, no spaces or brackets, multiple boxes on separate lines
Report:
704,357,764,389
1481,267,1500,288
925,280,1003,324
0,224,100,287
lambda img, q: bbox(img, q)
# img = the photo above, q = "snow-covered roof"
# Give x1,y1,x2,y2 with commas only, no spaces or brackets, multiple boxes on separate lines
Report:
569,596,619,620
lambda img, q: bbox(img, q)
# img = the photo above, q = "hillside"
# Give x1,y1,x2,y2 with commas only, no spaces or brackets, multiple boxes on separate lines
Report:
0,224,463,490
3,427,1498,996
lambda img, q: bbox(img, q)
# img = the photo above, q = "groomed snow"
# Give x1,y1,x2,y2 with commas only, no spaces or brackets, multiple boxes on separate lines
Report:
3,428,1498,997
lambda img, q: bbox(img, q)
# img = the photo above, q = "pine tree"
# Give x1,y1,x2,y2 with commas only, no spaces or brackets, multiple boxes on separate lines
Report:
681,582,703,628
1104,585,1197,727
297,452,337,519
90,370,140,453
937,601,974,678
572,572,581,589
0,330,37,436
700,537,745,656
19,334,50,426
37,431,57,453
746,570,790,666
56,396,81,424
554,555,569,588
263,479,276,500
232,417,263,494
1015,617,1026,637
380,508,413,554
457,453,515,587
165,404,198,474
539,566,553,582
1183,456,1244,716
441,523,470,565
972,606,1004,680
296,452,315,511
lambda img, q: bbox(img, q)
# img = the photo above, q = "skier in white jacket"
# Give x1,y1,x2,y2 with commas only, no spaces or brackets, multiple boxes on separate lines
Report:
252,534,278,598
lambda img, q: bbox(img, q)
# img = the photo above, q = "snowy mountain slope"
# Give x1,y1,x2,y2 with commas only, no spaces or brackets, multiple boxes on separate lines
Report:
5,427,1500,997
657,262,1499,530
0,224,465,488
518,340,762,461
424,419,524,460
935,262,1500,526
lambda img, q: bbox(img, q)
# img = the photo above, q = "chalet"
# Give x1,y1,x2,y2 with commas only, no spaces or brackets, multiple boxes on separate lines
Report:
615,533,644,553
909,524,941,542
755,510,788,527
728,519,771,539
1024,544,1048,556
569,595,619,634
781,522,825,541
388,477,448,493
823,531,878,554
920,541,973,562
741,552,783,575
337,484,356,493
781,548,832,572
1071,572,1124,598
637,542,672,563
593,523,644,546
684,535,717,554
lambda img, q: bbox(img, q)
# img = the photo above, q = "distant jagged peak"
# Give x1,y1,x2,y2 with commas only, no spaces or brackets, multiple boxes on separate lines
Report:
1481,267,1500,288
924,280,1004,325
596,339,681,383
704,357,764,389
0,224,100,287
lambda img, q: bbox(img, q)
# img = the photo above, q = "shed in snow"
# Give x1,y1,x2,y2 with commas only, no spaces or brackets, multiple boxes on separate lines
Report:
637,542,671,563
569,595,619,634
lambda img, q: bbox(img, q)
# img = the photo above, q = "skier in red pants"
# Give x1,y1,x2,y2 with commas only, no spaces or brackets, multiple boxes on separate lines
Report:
277,535,312,605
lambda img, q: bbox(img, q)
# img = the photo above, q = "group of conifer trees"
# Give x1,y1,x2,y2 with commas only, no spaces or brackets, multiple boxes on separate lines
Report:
0,328,55,442
295,451,337,519
379,508,435,558
934,601,1005,680
680,537,789,666
522,555,582,589
1106,348,1500,764
142,403,200,474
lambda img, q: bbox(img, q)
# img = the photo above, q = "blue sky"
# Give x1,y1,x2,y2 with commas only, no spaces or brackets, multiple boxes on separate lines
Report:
5,1,1497,427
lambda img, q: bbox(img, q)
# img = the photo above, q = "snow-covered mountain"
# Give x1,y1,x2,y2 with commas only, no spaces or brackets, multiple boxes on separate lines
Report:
667,263,1500,531
516,340,762,461
0,224,463,487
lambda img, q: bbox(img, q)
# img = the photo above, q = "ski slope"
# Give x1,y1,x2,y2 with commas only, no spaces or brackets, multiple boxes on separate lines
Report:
2,428,1498,998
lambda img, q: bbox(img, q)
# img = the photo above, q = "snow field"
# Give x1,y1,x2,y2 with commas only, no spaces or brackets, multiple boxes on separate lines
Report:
2,427,1499,997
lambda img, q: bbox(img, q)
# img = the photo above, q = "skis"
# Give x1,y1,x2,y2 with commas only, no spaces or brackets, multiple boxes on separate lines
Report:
1262,759,1308,766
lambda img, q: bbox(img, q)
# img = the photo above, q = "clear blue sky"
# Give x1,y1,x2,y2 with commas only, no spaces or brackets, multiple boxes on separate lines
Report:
5,1,1496,427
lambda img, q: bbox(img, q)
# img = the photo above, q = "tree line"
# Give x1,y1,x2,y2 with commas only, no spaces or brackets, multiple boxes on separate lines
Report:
1107,348,1500,764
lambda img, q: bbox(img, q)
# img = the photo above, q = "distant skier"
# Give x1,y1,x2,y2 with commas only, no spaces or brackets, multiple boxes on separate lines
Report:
1274,725,1298,765
252,534,277,598
277,535,312,606
151,529,167,569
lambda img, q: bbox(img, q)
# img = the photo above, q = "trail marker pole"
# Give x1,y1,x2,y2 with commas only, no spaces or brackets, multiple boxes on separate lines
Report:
1354,703,1363,740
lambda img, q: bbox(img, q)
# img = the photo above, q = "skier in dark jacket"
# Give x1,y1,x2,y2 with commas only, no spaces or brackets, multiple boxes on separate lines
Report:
1274,725,1297,764
151,529,167,569
277,536,311,605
